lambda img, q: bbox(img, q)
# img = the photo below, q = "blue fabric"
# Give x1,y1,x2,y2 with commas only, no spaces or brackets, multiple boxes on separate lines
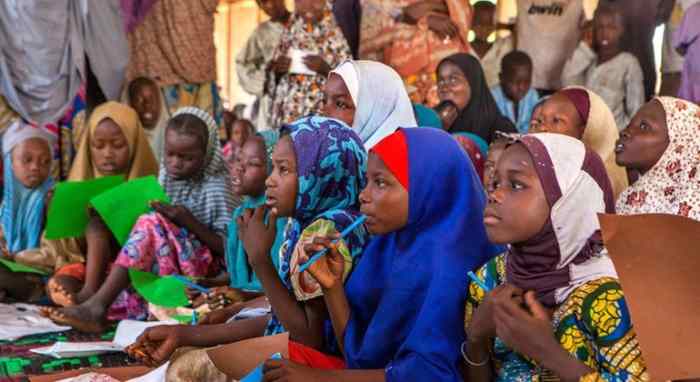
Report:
264,116,370,350
343,128,503,381
0,153,53,253
412,103,442,129
491,86,541,134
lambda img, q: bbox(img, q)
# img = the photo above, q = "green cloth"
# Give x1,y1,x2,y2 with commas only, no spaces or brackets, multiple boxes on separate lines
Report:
0,258,48,275
44,176,124,240
225,195,286,292
91,176,170,245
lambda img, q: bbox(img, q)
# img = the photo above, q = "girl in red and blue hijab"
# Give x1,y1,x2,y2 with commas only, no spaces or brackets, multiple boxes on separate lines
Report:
263,128,501,381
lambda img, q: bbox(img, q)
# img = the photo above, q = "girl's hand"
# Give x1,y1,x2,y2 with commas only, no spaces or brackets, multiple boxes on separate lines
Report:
128,325,188,367
468,284,523,344
204,286,243,310
300,234,344,290
262,359,325,382
302,55,331,76
238,207,278,268
493,290,557,362
151,202,197,229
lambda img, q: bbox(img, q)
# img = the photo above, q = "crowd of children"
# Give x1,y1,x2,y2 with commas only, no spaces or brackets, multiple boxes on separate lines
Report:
0,0,698,381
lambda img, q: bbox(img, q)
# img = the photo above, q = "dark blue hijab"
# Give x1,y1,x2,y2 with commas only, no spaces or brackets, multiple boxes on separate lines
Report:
343,128,501,381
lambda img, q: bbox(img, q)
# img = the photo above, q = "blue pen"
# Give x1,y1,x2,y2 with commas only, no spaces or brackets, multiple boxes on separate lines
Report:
298,215,367,274
172,274,211,294
190,310,198,325
468,271,491,292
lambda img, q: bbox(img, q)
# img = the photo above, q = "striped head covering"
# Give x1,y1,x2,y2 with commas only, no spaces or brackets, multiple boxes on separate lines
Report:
506,133,618,308
159,107,236,235
616,97,700,221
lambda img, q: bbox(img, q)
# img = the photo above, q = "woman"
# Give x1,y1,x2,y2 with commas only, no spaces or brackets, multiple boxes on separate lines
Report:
323,60,417,148
261,128,500,381
530,86,629,199
615,97,700,220
437,53,517,144
359,0,472,106
266,0,352,128
464,133,647,381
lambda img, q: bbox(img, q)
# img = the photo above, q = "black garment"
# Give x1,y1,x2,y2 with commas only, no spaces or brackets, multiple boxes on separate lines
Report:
438,53,517,144
332,0,362,58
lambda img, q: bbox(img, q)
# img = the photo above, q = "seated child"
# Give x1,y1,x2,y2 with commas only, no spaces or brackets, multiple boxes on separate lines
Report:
261,128,500,380
491,50,541,134
562,5,645,130
482,132,519,190
0,121,54,301
126,117,368,381
529,87,629,198
223,118,255,165
463,133,648,381
616,97,700,220
30,102,159,307
42,107,236,332
125,77,168,162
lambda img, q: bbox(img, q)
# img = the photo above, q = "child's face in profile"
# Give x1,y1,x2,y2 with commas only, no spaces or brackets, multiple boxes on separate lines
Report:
482,141,506,190
501,65,532,104
164,128,206,180
483,143,549,245
11,138,51,189
472,6,496,42
265,135,298,217
232,137,268,198
90,119,131,176
615,100,669,176
359,153,409,235
231,121,252,148
130,83,161,129
594,12,623,51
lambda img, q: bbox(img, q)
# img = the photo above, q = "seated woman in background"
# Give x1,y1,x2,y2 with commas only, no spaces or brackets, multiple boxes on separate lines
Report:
464,133,648,381
615,97,700,220
261,128,500,381
323,60,417,149
266,0,352,128
42,107,236,332
529,86,629,199
25,102,159,308
436,53,516,144
0,121,55,302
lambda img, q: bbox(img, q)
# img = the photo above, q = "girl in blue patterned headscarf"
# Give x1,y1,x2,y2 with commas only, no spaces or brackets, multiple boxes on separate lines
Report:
261,116,369,354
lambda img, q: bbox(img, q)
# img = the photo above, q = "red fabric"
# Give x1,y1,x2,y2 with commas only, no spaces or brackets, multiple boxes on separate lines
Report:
54,263,86,281
559,88,591,125
369,130,409,190
288,341,346,370
453,135,485,179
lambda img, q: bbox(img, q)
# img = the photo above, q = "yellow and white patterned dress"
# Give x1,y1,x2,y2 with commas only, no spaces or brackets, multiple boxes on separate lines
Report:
464,254,649,382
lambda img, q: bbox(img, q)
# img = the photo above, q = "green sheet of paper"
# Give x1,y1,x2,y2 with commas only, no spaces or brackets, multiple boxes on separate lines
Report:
90,176,170,245
0,258,49,275
128,269,189,308
44,176,125,240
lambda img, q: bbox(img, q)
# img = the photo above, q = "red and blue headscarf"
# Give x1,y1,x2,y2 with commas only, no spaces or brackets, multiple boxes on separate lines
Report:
343,128,502,381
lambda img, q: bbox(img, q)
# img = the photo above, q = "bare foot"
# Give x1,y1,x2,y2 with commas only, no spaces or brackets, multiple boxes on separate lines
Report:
40,304,110,333
46,275,83,307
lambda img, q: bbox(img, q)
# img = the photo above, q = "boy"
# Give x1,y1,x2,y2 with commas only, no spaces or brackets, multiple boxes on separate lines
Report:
236,0,291,131
473,1,517,87
490,51,540,134
562,5,644,129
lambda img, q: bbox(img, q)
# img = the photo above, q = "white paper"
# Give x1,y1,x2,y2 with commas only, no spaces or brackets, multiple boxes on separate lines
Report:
228,307,272,323
288,48,317,76
112,319,178,348
31,341,123,359
126,362,169,382
0,303,70,340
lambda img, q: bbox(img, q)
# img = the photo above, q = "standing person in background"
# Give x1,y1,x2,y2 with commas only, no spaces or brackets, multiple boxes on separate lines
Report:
562,5,645,129
515,0,589,94
674,2,700,104
474,1,516,88
236,0,291,131
359,0,472,106
266,0,352,128
333,0,362,58
659,0,688,96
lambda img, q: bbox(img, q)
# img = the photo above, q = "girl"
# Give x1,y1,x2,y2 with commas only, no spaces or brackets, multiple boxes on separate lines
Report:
123,77,169,163
127,117,368,381
323,60,416,149
29,102,159,307
262,128,500,381
529,86,629,198
0,121,54,301
615,97,700,220
436,53,517,144
464,133,648,381
42,107,236,332
266,0,351,128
